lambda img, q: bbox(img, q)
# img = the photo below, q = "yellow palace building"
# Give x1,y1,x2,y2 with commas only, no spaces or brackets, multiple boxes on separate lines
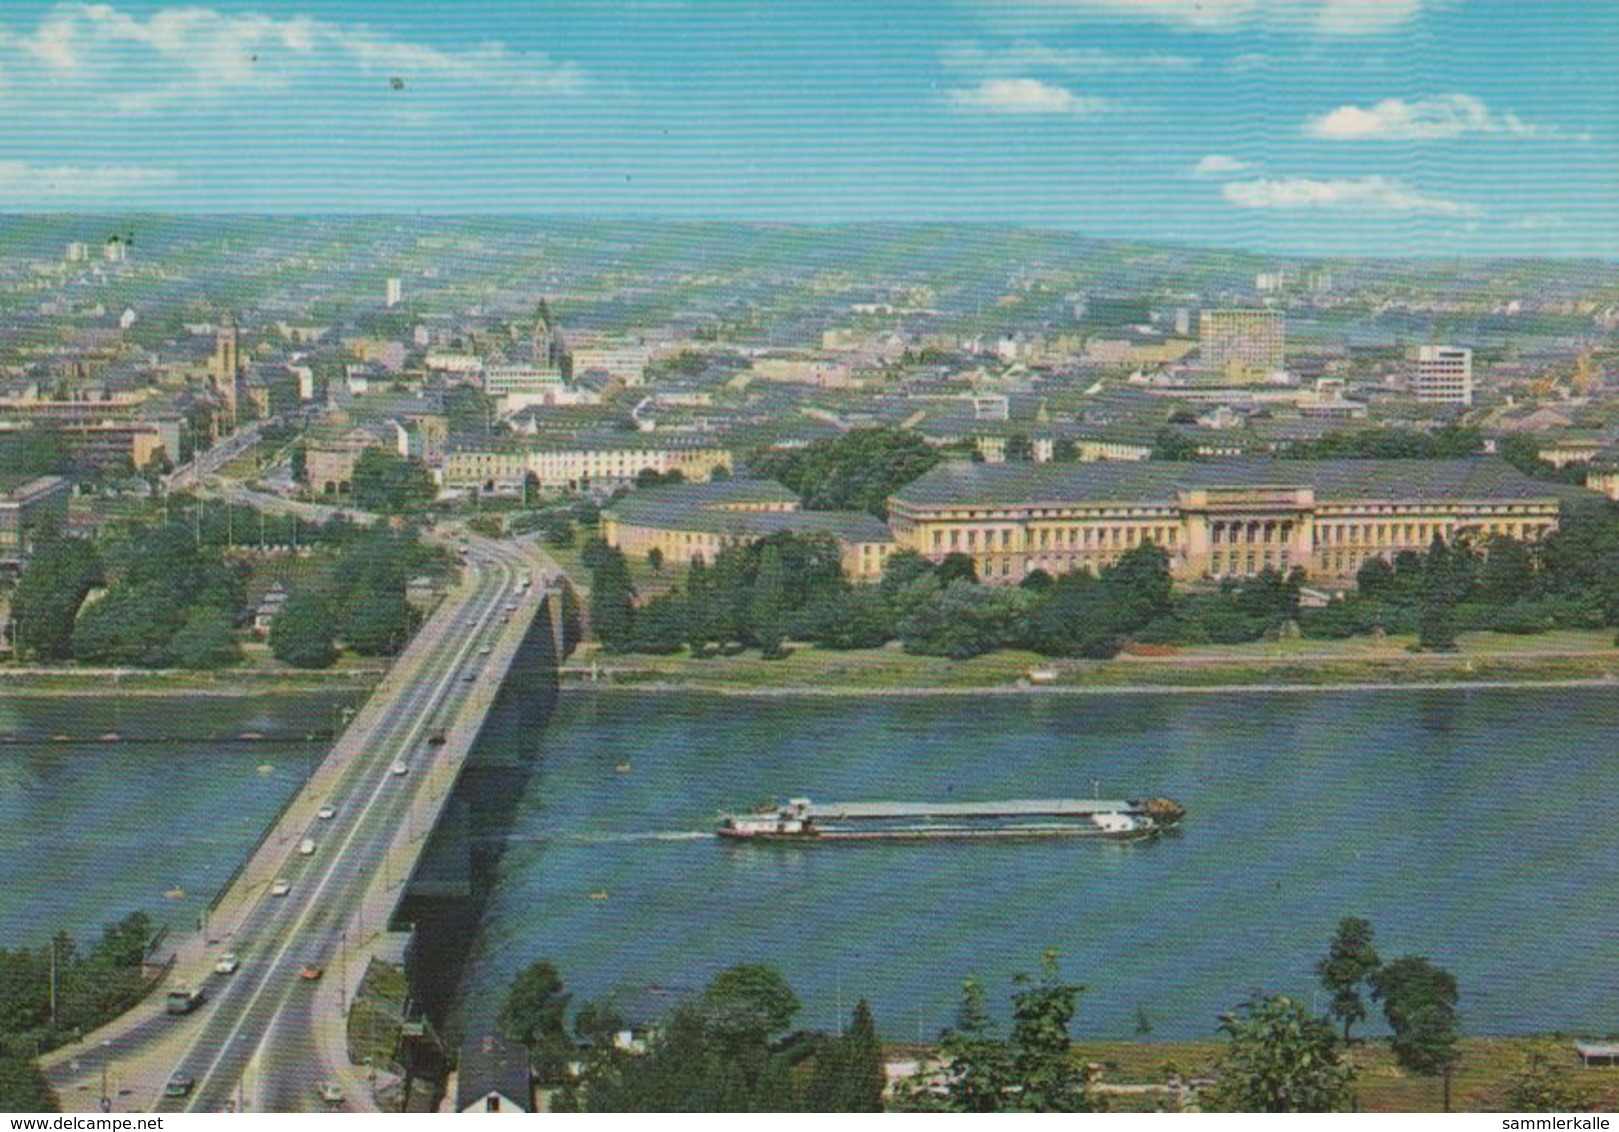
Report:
886,458,1582,585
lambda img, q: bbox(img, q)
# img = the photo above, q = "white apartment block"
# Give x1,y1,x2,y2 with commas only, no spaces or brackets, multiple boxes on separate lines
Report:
1414,346,1474,406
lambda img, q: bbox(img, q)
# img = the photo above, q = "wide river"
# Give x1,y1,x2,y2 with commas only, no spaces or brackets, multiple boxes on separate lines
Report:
3,686,1616,1042
458,686,1619,1042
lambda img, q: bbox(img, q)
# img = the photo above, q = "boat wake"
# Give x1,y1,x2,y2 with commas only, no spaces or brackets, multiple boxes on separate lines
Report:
482,830,712,845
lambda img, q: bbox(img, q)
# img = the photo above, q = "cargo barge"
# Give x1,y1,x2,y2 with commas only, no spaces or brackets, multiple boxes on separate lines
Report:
716,796,1184,843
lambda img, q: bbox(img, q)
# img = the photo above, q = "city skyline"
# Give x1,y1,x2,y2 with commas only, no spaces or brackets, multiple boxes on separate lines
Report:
0,0,1612,258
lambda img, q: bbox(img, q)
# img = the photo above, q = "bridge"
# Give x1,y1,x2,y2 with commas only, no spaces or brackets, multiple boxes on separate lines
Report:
42,526,571,1113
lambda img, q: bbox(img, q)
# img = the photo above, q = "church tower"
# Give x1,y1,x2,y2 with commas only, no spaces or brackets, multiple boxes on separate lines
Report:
213,318,243,430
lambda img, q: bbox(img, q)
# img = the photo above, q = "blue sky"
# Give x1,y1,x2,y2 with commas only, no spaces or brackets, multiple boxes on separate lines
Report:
0,0,1612,257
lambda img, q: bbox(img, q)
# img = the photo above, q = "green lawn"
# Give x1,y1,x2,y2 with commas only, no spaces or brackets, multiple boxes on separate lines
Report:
887,1035,1619,1112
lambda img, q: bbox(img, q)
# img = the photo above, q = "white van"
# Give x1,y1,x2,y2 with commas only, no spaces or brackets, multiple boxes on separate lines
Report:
298,838,316,856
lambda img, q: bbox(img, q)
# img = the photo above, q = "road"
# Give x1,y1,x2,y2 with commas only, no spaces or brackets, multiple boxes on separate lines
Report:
46,522,555,1113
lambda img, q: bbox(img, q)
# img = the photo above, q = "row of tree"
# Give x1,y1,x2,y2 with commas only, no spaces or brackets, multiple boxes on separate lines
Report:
497,927,1599,1114
7,510,453,670
0,912,162,1111
499,961,884,1112
11,520,244,669
270,530,454,668
584,493,1619,660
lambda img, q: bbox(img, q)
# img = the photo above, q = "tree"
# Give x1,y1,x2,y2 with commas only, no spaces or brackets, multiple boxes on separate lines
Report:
647,547,664,574
806,999,885,1112
92,912,155,969
500,961,572,1082
636,467,685,490
1317,917,1382,1042
1004,953,1094,1112
270,589,339,669
72,582,186,667
1102,542,1174,628
1208,995,1354,1113
1477,536,1536,605
1356,556,1396,600
1370,956,1461,1103
700,964,801,1051
1417,593,1459,651
880,549,933,593
913,955,1097,1113
897,581,1031,660
923,977,1011,1113
748,428,941,517
588,544,636,651
10,526,102,661
629,592,689,654
802,587,893,650
350,448,434,513
167,607,241,669
1151,427,1202,462
0,1055,58,1112
749,544,788,658
343,588,413,656
584,967,803,1111
935,552,978,586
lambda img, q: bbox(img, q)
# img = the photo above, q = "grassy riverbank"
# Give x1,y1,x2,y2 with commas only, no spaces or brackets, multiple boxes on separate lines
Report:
0,662,382,696
893,1036,1612,1114
560,629,1619,695
993,1035,1617,1112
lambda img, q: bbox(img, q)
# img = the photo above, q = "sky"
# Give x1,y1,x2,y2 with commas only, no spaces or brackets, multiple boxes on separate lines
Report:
0,0,1613,257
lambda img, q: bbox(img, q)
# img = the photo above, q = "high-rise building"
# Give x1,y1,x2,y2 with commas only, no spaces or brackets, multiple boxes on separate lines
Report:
65,242,88,263
1413,346,1474,406
385,277,402,308
1199,309,1285,381
103,235,128,263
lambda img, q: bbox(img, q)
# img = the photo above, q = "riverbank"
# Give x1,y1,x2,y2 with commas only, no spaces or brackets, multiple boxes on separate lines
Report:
560,629,1619,696
0,665,383,696
1011,1035,1618,1112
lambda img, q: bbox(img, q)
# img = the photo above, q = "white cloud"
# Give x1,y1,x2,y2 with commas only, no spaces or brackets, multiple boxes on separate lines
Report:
0,2,584,116
1305,94,1575,141
947,78,1112,116
1025,0,1449,35
1192,154,1249,178
942,41,1196,74
1221,175,1474,216
0,160,177,199
1510,213,1566,231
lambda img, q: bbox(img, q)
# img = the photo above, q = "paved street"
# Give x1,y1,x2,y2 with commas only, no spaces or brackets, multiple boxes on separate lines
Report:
45,525,558,1113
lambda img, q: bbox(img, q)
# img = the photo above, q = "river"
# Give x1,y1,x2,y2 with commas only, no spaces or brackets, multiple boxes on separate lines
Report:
0,692,361,949
454,686,1619,1042
3,685,1615,1042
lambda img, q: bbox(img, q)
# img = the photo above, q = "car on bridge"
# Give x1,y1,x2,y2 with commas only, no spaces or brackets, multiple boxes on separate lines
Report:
317,1081,345,1106
164,1073,194,1098
390,760,409,776
317,804,337,820
300,963,324,981
214,952,239,975
271,878,291,896
165,985,207,1014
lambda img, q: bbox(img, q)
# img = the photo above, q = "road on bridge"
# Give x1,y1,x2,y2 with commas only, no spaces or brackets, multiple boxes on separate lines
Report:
45,525,560,1114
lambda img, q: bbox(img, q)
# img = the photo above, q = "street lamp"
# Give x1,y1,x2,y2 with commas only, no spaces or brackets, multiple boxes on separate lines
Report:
99,1041,111,1112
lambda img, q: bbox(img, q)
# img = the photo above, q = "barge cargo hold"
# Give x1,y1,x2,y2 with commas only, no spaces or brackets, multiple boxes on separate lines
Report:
716,796,1185,843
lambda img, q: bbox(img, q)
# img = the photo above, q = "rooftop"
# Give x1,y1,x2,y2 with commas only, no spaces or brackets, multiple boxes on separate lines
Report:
606,478,892,543
891,457,1586,510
